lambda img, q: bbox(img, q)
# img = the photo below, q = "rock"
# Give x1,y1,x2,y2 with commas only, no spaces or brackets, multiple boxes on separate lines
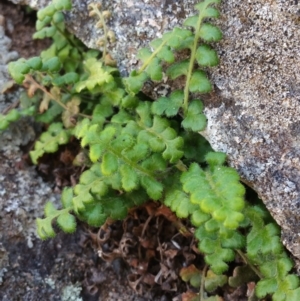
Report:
9,0,198,75
202,0,300,264
7,0,300,263
0,14,18,94
0,11,82,300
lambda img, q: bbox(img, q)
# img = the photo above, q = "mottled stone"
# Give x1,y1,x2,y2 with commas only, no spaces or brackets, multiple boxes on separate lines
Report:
7,0,300,263
0,14,18,95
9,0,198,75
202,0,300,262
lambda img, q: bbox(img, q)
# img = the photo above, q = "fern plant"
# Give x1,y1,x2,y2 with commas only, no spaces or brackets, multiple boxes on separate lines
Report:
5,0,300,300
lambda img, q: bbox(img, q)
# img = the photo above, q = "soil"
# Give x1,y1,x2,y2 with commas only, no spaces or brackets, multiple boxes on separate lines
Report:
0,0,49,59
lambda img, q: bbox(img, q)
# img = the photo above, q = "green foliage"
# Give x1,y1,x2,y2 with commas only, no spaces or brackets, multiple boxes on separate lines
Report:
30,122,72,164
76,109,171,199
36,188,76,239
5,0,96,131
182,100,207,131
180,265,225,300
5,0,300,300
0,109,20,130
182,156,245,230
245,206,300,300
152,90,183,117
74,58,116,92
228,265,259,288
128,0,222,119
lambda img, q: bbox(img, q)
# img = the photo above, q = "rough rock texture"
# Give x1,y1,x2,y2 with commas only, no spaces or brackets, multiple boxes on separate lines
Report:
7,0,300,262
203,0,300,261
9,0,198,75
0,14,18,94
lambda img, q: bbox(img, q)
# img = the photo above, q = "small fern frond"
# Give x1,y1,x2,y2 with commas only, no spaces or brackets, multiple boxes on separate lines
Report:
164,173,198,218
123,0,222,139
256,257,300,300
74,117,166,200
0,109,20,130
75,58,116,92
36,188,75,239
182,100,207,131
30,122,72,164
243,205,300,300
195,223,245,274
181,157,245,230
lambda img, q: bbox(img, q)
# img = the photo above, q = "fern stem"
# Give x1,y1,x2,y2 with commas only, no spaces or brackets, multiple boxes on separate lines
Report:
53,24,83,55
183,2,210,115
236,249,263,279
200,264,208,301
26,74,68,108
2,100,20,115
107,145,156,178
175,160,188,172
25,74,92,119
138,40,168,74
89,4,109,60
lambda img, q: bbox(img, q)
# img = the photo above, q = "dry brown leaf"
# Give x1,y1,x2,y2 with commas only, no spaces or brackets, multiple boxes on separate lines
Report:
182,291,199,301
128,274,144,294
39,93,51,112
62,96,81,128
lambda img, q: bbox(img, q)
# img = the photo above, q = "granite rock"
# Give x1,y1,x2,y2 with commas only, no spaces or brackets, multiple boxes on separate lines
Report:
202,0,300,262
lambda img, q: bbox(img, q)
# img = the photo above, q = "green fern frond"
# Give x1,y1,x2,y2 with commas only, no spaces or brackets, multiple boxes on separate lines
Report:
36,188,75,239
123,71,148,94
75,117,165,199
121,0,222,146
137,114,184,163
30,122,72,164
181,159,245,230
151,90,184,117
256,257,300,300
182,100,207,131
72,164,108,212
195,222,245,274
0,109,21,130
164,172,198,218
75,58,116,92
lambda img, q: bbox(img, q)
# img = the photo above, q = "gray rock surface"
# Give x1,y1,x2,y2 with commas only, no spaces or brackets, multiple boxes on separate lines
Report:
7,0,300,263
9,0,198,75
203,0,300,261
0,14,18,94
